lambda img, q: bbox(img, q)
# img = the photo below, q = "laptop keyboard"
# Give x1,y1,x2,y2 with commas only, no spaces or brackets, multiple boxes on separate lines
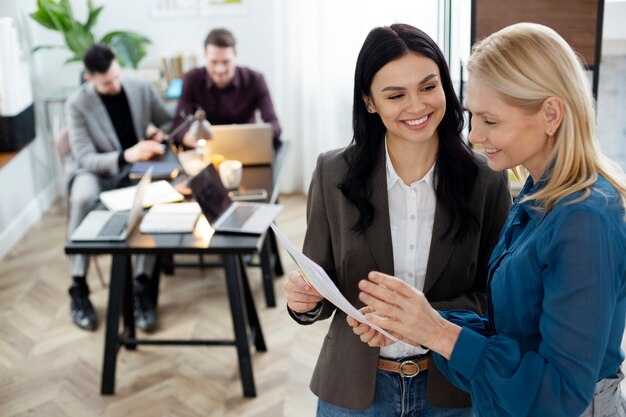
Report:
98,212,128,237
220,205,256,229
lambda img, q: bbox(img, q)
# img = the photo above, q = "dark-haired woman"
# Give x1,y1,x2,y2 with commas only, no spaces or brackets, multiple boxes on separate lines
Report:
283,23,511,416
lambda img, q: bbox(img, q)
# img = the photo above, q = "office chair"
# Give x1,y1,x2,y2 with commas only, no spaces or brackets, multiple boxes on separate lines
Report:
55,126,107,288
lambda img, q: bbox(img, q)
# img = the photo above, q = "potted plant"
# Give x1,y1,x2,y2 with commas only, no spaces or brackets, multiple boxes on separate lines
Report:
30,0,151,69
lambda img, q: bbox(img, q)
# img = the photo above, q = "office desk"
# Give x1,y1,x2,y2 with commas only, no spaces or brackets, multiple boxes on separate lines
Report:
66,226,266,397
64,142,290,398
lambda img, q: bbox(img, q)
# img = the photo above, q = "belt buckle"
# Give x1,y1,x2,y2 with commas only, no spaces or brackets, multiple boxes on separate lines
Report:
399,360,419,378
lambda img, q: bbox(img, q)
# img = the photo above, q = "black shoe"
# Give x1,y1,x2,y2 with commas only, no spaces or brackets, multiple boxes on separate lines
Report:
69,283,97,331
134,281,157,332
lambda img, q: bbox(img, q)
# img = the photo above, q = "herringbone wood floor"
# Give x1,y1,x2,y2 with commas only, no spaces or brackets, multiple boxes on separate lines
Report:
0,194,330,417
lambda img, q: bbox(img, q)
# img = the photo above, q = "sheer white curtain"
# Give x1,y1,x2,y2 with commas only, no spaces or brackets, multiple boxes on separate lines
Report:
273,0,441,193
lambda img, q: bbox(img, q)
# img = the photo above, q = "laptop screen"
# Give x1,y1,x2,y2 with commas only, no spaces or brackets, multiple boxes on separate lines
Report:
205,123,273,166
188,163,232,222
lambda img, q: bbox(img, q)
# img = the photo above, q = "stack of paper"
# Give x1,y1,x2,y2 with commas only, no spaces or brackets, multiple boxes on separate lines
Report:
270,223,399,342
100,180,184,211
140,202,201,233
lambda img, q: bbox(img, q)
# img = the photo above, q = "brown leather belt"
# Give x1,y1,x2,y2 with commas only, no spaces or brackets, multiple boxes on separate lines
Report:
378,356,430,378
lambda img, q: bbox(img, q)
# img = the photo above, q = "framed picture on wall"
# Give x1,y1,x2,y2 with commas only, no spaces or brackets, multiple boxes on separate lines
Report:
151,0,199,18
200,0,248,17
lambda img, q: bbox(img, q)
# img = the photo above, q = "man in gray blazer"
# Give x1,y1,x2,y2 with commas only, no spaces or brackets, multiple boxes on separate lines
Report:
64,44,171,332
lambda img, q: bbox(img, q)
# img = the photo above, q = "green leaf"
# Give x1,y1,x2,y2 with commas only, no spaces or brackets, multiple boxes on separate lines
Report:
29,10,57,31
32,44,66,53
29,1,58,30
100,31,151,68
59,0,74,19
30,0,150,69
30,10,57,30
85,5,103,31
100,31,151,44
39,0,72,32
63,25,95,57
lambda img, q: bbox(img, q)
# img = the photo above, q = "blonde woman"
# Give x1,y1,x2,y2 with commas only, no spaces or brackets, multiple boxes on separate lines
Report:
354,23,626,416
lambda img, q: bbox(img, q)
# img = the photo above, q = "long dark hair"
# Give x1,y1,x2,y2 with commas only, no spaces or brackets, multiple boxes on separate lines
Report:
339,23,478,240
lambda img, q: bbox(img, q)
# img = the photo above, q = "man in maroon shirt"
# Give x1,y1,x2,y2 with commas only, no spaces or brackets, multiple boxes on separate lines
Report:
172,28,282,148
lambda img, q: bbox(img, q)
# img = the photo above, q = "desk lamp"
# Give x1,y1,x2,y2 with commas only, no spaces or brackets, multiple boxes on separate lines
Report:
165,108,213,150
187,109,213,143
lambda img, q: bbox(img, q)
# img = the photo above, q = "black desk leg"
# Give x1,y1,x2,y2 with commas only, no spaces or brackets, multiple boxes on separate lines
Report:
101,254,131,395
223,254,256,397
269,230,284,277
238,256,267,352
161,254,175,275
259,237,276,308
150,255,162,308
122,256,136,350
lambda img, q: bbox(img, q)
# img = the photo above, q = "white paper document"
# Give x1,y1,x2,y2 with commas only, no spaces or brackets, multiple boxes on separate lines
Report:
140,202,201,233
100,180,184,211
270,223,399,342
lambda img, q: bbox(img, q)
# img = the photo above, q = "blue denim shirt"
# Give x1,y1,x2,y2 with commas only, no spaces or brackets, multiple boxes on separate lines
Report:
434,174,626,417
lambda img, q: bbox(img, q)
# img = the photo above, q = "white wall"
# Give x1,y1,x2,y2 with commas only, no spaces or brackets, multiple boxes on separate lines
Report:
0,0,58,261
25,0,280,102
604,0,626,55
598,1,626,170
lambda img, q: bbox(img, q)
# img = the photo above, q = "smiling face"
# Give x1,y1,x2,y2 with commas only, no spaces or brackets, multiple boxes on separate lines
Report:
205,45,237,89
366,52,446,149
466,75,555,179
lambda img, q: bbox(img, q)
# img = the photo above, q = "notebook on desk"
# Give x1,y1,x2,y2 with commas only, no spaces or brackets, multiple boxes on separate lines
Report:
140,202,201,234
70,168,152,241
99,180,184,211
205,123,273,166
129,144,181,180
189,163,282,234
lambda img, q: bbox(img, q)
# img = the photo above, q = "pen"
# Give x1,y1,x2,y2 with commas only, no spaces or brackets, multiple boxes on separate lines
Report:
299,268,312,286
287,252,312,285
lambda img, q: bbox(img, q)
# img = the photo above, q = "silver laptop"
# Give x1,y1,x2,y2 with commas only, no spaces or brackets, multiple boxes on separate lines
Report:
70,168,153,241
189,163,282,234
205,123,273,166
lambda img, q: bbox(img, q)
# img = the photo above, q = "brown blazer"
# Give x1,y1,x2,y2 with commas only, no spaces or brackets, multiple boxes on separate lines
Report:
290,143,511,410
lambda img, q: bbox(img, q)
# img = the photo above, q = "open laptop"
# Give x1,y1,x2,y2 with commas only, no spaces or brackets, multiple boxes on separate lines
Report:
189,163,282,234
70,168,153,241
205,123,273,166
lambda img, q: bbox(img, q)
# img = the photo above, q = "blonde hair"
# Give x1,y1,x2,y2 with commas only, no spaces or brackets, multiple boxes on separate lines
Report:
468,22,626,212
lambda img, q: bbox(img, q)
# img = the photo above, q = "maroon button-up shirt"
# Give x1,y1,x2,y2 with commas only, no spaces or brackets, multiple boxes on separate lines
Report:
172,66,281,147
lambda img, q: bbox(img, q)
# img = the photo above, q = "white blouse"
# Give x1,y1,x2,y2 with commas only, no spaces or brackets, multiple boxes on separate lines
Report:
379,140,435,359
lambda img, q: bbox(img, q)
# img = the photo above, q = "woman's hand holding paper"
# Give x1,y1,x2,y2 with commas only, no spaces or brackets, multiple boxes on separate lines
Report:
358,272,461,359
346,306,395,347
284,270,324,313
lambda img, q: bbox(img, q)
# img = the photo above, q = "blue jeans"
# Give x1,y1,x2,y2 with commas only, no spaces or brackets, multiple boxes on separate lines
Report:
317,370,474,417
